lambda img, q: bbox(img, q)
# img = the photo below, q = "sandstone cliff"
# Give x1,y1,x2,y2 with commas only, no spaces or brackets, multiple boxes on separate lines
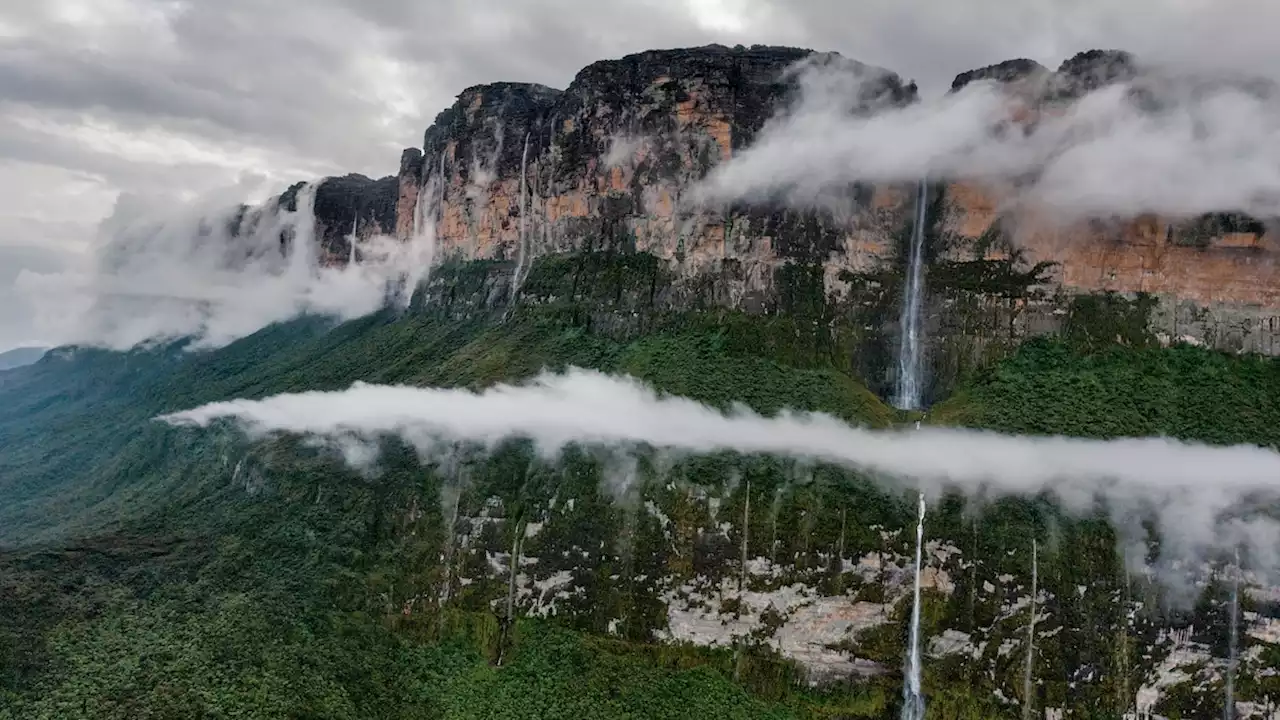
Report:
320,44,1280,401
938,51,1280,362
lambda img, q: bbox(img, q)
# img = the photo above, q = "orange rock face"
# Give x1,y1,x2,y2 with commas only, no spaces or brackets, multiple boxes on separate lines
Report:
400,45,1280,358
940,181,1280,354
395,175,421,241
947,182,1280,309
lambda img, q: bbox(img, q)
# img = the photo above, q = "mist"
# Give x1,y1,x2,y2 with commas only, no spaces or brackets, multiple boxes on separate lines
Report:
15,181,436,351
160,367,1280,587
696,59,1280,219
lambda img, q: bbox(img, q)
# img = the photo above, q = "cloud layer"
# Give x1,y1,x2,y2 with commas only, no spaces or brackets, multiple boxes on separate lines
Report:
18,182,436,350
698,64,1280,218
161,368,1280,586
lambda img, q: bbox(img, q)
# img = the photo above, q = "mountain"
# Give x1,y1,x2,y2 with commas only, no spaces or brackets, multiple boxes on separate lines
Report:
2,45,1279,720
0,346,45,371
307,44,1279,404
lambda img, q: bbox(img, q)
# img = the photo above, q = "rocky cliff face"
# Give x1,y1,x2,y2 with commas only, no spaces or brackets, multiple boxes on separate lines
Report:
300,44,1280,399
937,50,1280,361
369,45,1280,401
264,45,1280,716
278,172,399,265
415,46,915,292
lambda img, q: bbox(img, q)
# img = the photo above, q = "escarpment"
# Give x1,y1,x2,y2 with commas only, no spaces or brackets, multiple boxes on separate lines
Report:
310,44,1280,398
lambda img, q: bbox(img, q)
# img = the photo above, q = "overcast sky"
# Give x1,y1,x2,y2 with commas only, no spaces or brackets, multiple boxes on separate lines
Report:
1,0,1278,351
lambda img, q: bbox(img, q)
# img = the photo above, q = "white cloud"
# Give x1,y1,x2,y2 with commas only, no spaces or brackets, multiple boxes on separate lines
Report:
161,368,1280,589
18,181,437,350
698,61,1280,218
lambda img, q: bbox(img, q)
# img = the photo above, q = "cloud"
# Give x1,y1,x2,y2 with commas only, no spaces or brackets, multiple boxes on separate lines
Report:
698,60,1280,218
18,181,437,350
760,0,1280,92
161,367,1280,589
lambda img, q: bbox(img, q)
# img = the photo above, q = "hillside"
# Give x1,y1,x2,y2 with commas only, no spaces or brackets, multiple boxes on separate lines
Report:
1,254,1279,719
0,347,45,371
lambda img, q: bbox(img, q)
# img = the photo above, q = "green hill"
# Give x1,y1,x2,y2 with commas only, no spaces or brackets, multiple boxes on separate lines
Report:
1,256,1277,719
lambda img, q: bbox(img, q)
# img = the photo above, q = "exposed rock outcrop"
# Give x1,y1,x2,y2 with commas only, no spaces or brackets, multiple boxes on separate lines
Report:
950,58,1049,92
1050,48,1140,100
321,44,1280,395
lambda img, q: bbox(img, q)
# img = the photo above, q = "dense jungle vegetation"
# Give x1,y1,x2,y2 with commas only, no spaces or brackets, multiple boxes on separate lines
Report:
1,256,1277,719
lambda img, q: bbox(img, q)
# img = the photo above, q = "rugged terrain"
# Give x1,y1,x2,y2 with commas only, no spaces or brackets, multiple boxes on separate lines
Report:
2,44,1279,720
356,44,1279,403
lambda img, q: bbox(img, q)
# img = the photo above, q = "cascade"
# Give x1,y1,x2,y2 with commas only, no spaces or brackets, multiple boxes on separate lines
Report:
1226,548,1240,720
438,151,446,215
439,492,460,608
1024,538,1038,720
283,183,318,281
902,491,927,720
498,519,523,666
348,216,358,265
740,479,751,591
411,151,443,242
510,132,532,304
412,173,424,239
1122,548,1134,714
894,181,929,410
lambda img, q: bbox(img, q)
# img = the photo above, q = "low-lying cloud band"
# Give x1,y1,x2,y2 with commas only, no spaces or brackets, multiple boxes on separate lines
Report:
160,368,1280,587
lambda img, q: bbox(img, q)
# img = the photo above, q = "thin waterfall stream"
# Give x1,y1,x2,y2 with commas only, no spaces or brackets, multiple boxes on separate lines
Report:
902,491,927,720
1024,538,1038,720
895,180,929,410
509,132,532,306
348,216,358,265
1226,547,1240,720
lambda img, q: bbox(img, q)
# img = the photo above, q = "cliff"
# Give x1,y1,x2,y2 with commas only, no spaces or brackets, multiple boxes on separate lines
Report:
358,44,1280,403
938,50,1280,366
8,45,1280,720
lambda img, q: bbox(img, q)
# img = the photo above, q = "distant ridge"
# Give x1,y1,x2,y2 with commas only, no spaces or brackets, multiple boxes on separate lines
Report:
0,346,47,371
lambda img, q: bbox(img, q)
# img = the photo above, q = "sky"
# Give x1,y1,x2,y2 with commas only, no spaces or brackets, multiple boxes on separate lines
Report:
1,0,1279,351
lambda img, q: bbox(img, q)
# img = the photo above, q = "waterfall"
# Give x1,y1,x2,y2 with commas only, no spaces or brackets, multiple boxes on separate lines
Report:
894,181,929,410
838,508,847,570
1225,548,1240,720
740,480,751,592
498,519,523,666
412,173,424,240
413,151,444,241
1024,538,1038,720
437,151,446,221
1121,547,1134,714
438,492,460,608
902,491,927,720
510,132,532,305
348,216,358,265
283,183,318,281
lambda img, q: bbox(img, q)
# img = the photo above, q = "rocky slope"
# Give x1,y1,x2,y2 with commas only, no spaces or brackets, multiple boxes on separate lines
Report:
311,44,1278,403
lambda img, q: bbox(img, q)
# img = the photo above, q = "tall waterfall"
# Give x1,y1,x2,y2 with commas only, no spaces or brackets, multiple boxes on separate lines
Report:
902,491,927,720
348,216,358,265
894,181,929,410
1226,548,1240,720
1024,538,1038,720
510,132,532,305
740,480,751,592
